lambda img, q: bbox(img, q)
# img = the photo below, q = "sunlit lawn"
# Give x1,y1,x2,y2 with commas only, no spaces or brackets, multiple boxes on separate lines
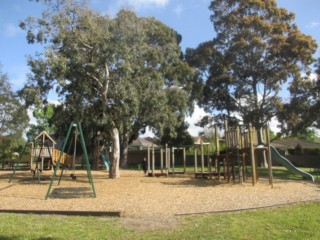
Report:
0,201,319,239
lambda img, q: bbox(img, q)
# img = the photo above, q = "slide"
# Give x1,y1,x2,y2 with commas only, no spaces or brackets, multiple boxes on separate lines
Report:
270,145,314,181
101,153,110,171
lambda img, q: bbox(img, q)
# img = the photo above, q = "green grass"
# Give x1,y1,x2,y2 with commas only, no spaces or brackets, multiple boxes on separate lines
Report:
0,202,320,239
257,166,319,180
143,164,320,181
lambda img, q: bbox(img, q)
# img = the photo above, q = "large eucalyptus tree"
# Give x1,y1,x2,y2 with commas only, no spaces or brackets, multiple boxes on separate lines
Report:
186,0,317,132
19,0,193,177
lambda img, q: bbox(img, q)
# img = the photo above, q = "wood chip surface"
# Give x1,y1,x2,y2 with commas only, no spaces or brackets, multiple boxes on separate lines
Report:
0,170,319,217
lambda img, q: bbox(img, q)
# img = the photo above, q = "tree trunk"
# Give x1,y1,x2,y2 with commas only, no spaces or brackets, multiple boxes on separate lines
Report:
120,132,129,168
109,127,120,178
92,139,100,170
257,128,268,168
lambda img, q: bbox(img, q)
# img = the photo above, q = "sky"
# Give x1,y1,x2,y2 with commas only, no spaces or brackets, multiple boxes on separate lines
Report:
1,0,320,136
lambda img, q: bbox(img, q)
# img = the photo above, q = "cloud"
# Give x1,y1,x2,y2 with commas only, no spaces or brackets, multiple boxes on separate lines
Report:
306,21,320,29
13,4,22,12
8,65,29,91
269,117,280,134
130,0,170,7
3,22,22,37
173,4,183,16
105,0,170,15
186,105,207,137
111,0,170,11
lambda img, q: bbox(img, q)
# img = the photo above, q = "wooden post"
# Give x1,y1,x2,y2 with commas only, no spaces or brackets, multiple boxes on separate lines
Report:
147,145,150,175
201,141,204,174
225,120,230,183
171,147,175,175
249,124,257,185
194,147,198,176
209,157,213,180
152,144,155,177
237,126,243,185
183,147,186,174
265,125,273,187
160,148,164,174
165,144,169,176
168,146,171,174
41,133,45,171
215,125,220,180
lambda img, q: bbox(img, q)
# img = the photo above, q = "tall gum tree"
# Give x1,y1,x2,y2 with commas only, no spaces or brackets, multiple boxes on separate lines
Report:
0,64,29,157
186,0,317,133
19,0,194,177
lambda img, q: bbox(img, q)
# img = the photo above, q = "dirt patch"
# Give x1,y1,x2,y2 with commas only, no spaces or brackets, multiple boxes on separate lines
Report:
121,216,180,232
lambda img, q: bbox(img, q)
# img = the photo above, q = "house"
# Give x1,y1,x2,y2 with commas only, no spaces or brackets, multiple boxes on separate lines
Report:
271,139,320,155
128,137,157,150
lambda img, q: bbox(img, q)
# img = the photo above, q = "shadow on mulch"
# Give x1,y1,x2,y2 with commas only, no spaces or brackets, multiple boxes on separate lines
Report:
49,187,94,199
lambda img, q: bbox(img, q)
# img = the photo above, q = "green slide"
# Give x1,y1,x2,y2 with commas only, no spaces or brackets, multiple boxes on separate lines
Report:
270,145,314,181
101,153,110,171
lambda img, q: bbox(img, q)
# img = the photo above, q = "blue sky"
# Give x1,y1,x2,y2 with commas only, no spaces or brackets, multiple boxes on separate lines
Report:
1,0,320,136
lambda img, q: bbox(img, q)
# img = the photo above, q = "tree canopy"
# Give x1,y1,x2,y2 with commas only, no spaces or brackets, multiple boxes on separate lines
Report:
27,104,57,137
186,0,317,132
0,64,29,157
277,56,320,137
19,0,194,177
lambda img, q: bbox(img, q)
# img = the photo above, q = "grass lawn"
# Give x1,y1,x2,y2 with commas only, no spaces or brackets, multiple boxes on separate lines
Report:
149,164,319,182
257,166,319,181
0,201,319,240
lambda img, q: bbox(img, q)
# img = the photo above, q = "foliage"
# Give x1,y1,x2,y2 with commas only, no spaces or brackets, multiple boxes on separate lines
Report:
0,64,29,157
27,104,57,138
278,57,320,136
0,65,29,138
158,120,194,147
186,0,317,132
18,0,194,175
278,128,320,142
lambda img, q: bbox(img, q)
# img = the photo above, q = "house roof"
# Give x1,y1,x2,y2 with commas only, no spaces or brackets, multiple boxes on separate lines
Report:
271,139,320,150
130,137,157,148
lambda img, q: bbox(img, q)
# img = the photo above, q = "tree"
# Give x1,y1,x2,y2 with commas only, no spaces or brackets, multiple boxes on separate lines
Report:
0,64,29,159
186,0,317,134
27,104,57,138
19,1,193,177
277,57,320,137
158,120,194,147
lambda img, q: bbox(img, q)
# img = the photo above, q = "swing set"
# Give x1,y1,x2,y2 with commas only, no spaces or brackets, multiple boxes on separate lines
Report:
9,122,96,199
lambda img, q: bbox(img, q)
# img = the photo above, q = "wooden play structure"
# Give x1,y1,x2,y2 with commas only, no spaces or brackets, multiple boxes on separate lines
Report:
220,121,273,186
139,121,273,187
30,131,71,173
193,141,212,179
160,121,273,186
146,144,187,177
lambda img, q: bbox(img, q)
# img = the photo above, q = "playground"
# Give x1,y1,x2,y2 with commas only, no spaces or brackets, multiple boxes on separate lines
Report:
1,122,319,231
0,169,319,221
